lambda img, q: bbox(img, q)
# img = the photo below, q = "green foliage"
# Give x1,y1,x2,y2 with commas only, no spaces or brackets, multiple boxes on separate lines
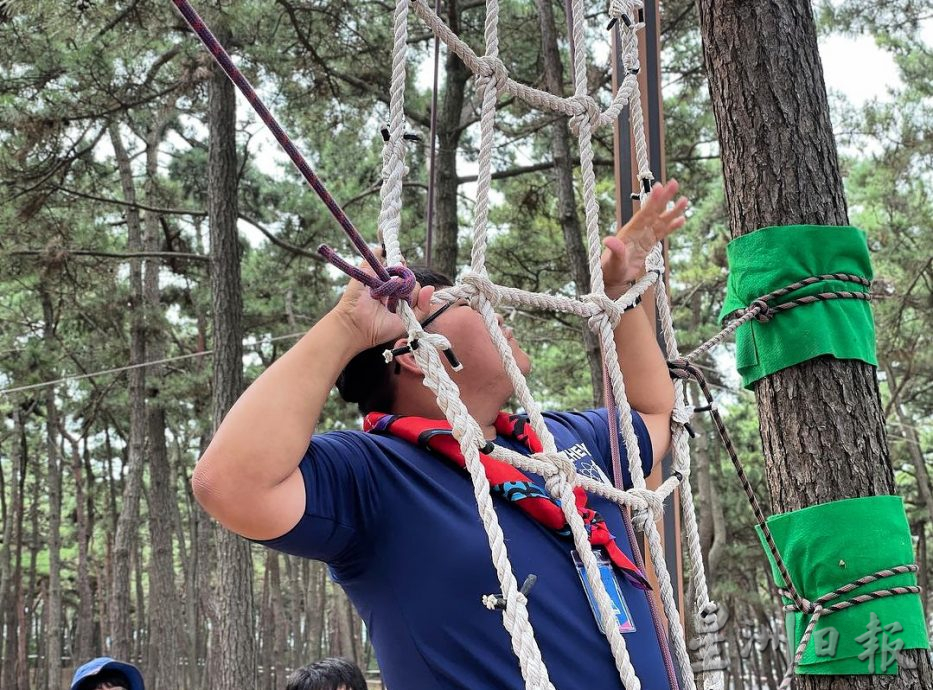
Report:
0,0,930,682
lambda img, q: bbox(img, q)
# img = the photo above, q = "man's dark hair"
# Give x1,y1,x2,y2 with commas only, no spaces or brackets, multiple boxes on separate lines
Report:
285,657,367,690
336,265,453,415
76,670,130,690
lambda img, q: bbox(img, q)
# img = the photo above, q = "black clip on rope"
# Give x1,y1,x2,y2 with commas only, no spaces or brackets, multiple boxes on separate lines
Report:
381,126,422,143
607,12,634,30
388,339,461,370
487,574,538,611
629,177,655,200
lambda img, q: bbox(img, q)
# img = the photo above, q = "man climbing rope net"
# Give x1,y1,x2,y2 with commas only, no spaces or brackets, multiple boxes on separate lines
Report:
193,180,689,690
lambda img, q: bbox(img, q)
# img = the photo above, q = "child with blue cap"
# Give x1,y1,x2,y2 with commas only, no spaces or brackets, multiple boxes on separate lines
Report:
70,657,144,690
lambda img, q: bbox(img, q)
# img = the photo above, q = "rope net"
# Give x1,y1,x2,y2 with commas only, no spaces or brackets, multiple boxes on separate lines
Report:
169,0,925,686
375,1,720,688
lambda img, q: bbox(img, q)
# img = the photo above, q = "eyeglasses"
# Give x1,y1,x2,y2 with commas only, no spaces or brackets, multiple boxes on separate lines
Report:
418,298,459,331
389,299,464,372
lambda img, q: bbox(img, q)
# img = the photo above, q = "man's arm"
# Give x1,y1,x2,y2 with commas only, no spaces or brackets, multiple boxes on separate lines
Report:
192,311,368,540
192,273,434,541
607,283,675,465
601,180,688,465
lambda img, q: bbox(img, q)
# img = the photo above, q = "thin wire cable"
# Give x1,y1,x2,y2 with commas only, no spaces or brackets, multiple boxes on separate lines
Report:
0,332,305,397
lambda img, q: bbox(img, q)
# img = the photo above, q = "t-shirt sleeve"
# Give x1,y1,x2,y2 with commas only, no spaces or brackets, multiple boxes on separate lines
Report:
252,430,381,565
561,408,654,489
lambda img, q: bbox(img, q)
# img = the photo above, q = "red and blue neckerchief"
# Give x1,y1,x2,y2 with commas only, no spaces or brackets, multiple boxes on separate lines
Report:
364,411,650,590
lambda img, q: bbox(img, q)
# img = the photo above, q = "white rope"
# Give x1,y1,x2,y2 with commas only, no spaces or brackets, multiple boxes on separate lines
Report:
374,0,722,687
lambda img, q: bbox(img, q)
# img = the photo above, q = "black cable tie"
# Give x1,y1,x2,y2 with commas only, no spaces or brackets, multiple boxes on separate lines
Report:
621,295,643,313
693,403,713,413
630,192,641,200
388,339,420,361
486,574,536,611
606,17,617,30
480,441,495,454
621,13,633,27
388,345,411,358
441,347,461,370
641,177,653,194
637,9,644,23
628,66,640,75
684,422,697,439
672,470,684,482
381,128,422,143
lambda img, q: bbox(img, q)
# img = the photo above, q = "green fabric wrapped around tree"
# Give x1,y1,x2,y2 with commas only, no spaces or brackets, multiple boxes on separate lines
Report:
719,225,876,388
756,496,929,675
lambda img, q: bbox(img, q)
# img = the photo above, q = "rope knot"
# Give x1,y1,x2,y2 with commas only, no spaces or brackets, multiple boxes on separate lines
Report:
666,357,695,382
630,487,664,528
369,264,416,306
568,95,602,134
461,270,503,307
671,400,693,426
317,246,416,314
475,55,508,93
695,600,723,633
646,242,665,274
582,293,623,331
536,450,578,494
749,298,772,323
779,588,817,614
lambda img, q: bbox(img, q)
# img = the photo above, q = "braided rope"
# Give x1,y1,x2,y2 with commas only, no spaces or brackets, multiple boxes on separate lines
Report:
172,2,906,689
775,565,920,690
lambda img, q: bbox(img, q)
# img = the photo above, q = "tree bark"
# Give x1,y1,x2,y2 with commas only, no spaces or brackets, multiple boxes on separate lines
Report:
63,431,94,666
535,0,604,404
2,409,27,690
883,363,933,527
432,0,471,277
38,289,63,690
697,1,933,686
143,107,183,689
206,26,257,690
108,123,148,662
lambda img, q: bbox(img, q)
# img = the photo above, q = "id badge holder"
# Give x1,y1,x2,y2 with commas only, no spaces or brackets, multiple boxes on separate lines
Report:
572,549,636,634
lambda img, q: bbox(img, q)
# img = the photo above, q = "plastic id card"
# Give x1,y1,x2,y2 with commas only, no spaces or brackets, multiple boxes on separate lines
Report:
572,549,636,634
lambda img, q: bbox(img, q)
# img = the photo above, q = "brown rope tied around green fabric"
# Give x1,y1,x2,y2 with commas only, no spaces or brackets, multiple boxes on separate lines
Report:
669,276,921,688
774,564,921,690
670,358,922,688
687,272,871,362
731,272,871,324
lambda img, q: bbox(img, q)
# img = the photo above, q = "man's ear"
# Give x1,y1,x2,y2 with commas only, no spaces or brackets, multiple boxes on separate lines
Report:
392,338,423,376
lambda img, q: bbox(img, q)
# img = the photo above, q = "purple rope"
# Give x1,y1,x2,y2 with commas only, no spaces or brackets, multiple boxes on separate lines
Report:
170,0,415,311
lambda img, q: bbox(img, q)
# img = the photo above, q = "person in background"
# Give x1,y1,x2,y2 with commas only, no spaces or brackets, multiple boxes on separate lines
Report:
285,657,368,690
70,657,144,690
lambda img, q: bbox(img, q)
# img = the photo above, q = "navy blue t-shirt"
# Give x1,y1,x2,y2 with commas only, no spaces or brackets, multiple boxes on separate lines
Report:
259,410,677,690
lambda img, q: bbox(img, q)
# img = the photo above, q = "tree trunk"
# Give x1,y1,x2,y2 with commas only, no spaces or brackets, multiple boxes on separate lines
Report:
535,0,604,404
329,585,357,660
63,432,94,666
27,418,42,689
2,409,28,690
206,28,257,690
269,555,287,687
727,597,746,690
694,419,727,579
308,563,327,662
432,0,471,278
144,108,182,690
697,1,933,686
40,304,63,690
108,123,148,662
883,363,933,527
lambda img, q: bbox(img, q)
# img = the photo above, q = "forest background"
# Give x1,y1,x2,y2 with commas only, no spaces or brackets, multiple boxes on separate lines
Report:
0,0,929,689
